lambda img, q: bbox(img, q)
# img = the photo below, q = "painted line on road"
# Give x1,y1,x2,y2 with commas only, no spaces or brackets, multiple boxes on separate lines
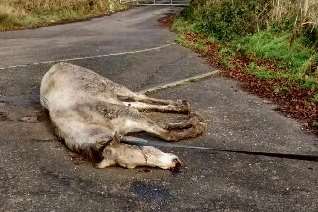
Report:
0,43,175,70
139,70,221,94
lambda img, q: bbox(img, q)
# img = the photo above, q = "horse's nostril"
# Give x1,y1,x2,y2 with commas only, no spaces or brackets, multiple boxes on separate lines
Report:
173,158,182,167
171,158,182,171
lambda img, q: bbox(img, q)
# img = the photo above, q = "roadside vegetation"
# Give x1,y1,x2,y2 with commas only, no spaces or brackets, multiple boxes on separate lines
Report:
0,0,127,31
171,0,318,132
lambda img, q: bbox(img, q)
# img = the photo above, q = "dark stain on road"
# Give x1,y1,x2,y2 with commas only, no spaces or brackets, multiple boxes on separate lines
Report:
130,181,173,206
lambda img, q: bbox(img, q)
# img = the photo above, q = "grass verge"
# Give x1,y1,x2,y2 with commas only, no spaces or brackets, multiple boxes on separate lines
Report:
0,0,128,31
164,14,318,134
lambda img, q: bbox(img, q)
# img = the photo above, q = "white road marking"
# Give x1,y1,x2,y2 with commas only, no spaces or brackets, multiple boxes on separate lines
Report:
0,43,175,70
139,70,221,94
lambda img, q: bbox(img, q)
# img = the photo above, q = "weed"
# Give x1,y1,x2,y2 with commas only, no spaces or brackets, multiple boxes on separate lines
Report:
313,93,318,103
273,85,290,95
235,32,317,74
247,63,278,79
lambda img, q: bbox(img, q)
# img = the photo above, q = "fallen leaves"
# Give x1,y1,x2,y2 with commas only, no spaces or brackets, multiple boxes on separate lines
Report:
159,15,318,135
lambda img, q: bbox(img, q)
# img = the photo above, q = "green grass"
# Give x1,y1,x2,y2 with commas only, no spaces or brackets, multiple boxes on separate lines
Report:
174,15,318,91
175,33,208,53
0,0,127,31
172,18,196,34
235,32,318,75
313,93,318,103
173,0,318,95
247,63,279,80
247,61,318,90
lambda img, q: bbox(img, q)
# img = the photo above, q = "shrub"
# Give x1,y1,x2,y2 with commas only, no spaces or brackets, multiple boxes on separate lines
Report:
183,0,318,44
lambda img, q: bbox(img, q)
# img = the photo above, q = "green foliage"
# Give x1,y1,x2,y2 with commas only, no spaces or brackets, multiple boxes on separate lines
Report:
297,77,318,90
235,31,318,74
273,85,290,95
247,63,278,80
179,0,272,41
178,0,317,46
175,33,208,54
302,26,318,49
172,17,197,33
313,93,318,103
219,46,235,68
246,62,318,90
174,0,318,97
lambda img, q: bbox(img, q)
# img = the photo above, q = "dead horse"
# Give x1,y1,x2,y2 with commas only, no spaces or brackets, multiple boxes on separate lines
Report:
40,62,206,170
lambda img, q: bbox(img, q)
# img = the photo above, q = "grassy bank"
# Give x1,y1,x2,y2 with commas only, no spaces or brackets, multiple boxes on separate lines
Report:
171,0,318,131
0,0,127,31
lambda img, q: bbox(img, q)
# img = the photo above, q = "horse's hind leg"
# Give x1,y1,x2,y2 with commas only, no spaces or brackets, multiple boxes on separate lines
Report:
97,143,181,170
118,94,174,105
118,94,190,112
112,112,206,142
134,94,186,106
122,101,189,114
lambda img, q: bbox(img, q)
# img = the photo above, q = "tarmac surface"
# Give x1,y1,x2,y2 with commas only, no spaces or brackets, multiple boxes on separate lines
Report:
0,6,317,212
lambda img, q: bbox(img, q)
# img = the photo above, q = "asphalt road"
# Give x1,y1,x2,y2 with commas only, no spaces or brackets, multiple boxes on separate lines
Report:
0,6,317,212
